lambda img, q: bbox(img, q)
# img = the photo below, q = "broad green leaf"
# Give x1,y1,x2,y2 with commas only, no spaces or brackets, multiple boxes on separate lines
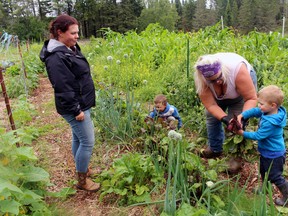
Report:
22,189,43,201
19,166,49,182
16,147,38,160
176,203,207,216
0,179,23,193
0,199,21,215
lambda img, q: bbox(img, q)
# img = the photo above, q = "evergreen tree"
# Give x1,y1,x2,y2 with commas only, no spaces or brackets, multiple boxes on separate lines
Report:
237,0,254,33
254,0,279,32
175,0,183,30
193,0,217,30
182,0,196,32
138,0,179,32
224,0,232,26
116,0,144,33
230,0,238,27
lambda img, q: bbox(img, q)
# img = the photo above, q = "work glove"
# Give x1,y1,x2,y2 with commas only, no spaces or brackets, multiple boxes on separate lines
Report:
221,116,230,126
226,114,241,133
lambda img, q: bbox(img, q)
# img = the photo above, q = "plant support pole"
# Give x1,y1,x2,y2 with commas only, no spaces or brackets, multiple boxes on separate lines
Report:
282,16,285,38
0,67,17,132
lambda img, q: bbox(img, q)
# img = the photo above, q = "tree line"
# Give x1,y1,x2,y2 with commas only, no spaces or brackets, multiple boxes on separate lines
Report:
0,0,287,41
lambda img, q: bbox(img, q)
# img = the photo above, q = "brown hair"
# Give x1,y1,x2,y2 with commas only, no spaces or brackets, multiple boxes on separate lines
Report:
49,14,78,39
154,94,167,105
258,85,284,107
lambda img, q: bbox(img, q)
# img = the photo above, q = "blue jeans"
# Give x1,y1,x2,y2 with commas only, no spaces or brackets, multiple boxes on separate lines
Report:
62,109,95,173
206,69,257,153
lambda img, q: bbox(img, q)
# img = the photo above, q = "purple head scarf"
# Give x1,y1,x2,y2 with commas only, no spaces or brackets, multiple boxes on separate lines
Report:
197,62,221,78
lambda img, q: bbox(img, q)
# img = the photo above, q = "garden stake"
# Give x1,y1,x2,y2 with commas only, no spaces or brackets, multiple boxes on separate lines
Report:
26,39,30,52
17,40,27,78
0,67,18,143
17,39,29,98
186,37,190,105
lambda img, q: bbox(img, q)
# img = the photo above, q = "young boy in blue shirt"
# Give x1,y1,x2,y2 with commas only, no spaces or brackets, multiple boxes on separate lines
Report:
146,94,182,130
236,85,287,206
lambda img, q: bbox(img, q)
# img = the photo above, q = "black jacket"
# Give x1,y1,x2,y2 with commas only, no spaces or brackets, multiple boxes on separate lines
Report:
40,40,95,116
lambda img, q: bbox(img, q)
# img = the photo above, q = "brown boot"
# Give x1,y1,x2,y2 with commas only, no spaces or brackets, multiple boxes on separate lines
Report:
200,146,222,159
76,172,100,192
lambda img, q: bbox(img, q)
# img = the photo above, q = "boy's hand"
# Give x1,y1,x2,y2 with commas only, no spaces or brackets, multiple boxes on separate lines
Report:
237,114,249,130
235,129,244,136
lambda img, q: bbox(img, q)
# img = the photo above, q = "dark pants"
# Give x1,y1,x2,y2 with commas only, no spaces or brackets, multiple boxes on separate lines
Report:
260,154,286,187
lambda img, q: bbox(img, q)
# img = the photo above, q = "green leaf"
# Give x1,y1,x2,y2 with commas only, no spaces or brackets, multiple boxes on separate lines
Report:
19,166,50,182
0,179,23,193
211,194,225,207
233,135,243,144
22,189,43,201
135,184,149,196
276,205,288,214
191,183,202,189
47,187,76,199
204,170,217,181
124,175,133,184
114,188,127,196
0,199,21,215
176,203,207,216
16,147,38,160
129,191,151,203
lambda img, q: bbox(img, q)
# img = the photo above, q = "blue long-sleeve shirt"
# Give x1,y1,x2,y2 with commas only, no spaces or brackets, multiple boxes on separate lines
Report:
242,106,286,158
149,103,183,129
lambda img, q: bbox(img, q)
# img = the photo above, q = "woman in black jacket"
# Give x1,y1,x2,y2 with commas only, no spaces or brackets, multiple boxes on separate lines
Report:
40,14,99,192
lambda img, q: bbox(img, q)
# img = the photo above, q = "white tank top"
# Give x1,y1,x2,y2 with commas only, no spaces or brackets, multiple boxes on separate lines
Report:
208,52,252,100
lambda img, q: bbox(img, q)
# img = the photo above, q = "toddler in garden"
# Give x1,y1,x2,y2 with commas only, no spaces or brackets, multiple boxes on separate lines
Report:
145,94,182,130
235,85,288,206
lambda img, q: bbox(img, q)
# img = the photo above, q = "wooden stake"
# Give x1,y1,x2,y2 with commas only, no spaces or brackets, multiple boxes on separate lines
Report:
0,67,18,140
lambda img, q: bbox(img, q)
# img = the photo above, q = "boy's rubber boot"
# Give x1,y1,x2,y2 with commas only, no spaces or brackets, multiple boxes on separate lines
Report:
275,182,288,206
76,172,100,192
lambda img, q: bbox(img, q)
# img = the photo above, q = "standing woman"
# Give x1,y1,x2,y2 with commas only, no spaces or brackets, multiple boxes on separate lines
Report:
40,14,100,192
194,52,258,159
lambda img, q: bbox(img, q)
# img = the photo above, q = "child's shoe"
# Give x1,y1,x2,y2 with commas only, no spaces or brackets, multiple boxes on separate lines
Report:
275,182,288,206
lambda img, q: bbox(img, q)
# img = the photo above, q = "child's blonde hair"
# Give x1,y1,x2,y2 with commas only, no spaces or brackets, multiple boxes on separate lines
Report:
258,85,284,107
154,94,167,105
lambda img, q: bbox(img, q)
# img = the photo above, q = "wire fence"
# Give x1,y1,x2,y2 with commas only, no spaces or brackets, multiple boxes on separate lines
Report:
0,31,18,52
